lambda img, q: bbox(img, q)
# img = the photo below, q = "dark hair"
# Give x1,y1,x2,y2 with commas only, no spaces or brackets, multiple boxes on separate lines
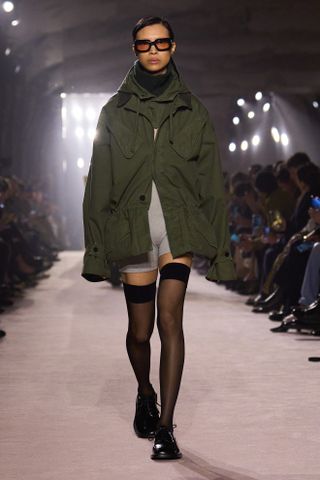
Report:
255,170,278,195
287,152,311,169
230,171,250,188
297,163,320,194
276,167,291,183
233,182,255,198
248,164,263,176
132,16,174,41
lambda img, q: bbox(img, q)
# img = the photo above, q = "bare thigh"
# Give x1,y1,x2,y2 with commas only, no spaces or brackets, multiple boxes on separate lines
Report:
120,253,193,286
158,252,193,271
120,269,158,286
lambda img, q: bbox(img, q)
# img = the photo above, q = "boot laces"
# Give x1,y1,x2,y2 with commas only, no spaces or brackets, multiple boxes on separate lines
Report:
148,423,177,441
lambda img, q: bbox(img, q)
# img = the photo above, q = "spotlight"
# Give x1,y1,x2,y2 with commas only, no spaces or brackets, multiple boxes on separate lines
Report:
72,105,83,121
88,127,96,141
248,111,255,119
241,140,248,151
2,1,14,13
255,91,262,101
77,157,85,169
232,116,240,125
237,98,245,106
281,133,289,146
60,92,67,99
75,126,84,139
14,65,20,73
4,47,11,56
11,19,19,26
271,127,280,143
86,107,96,122
229,142,236,152
61,107,67,121
263,102,270,112
313,101,319,109
252,135,260,146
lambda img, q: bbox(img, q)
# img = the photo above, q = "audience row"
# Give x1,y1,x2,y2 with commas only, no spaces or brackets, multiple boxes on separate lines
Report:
210,152,320,335
0,175,65,338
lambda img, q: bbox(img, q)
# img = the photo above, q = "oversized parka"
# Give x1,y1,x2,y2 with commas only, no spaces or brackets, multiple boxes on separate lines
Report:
81,59,236,282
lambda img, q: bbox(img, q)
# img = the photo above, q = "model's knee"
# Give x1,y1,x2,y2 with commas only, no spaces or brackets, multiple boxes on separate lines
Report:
157,311,183,336
127,328,152,344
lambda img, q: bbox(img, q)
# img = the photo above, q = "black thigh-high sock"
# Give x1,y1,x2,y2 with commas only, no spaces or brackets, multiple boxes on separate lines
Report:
156,263,190,428
123,281,157,396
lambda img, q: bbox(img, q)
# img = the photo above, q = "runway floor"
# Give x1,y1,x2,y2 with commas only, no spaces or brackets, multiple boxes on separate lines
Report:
0,251,319,480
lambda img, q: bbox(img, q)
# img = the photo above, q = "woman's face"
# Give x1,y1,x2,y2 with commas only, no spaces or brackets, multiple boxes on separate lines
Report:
132,23,176,74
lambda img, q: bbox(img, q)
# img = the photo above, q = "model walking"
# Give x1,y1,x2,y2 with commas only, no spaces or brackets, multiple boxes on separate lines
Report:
82,16,235,460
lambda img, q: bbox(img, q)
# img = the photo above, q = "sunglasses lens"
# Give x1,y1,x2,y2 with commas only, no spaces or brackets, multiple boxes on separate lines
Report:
135,41,150,52
155,38,172,50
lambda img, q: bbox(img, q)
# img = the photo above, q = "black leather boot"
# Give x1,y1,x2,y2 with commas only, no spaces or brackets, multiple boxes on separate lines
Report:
293,296,320,321
269,304,293,321
252,287,283,313
133,389,160,438
150,425,182,460
270,313,320,333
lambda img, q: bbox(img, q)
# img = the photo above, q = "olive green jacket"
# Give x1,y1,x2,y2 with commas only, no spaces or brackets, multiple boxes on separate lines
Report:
81,59,236,282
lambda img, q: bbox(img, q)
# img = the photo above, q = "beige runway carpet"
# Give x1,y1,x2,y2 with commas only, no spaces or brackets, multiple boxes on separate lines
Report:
0,251,320,480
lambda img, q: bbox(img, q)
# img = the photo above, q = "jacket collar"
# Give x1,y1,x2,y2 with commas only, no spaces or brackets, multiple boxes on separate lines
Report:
116,57,192,111
117,90,192,111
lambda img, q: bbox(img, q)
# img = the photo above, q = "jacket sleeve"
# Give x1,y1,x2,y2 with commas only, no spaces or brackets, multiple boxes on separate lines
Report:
197,112,236,282
81,107,112,282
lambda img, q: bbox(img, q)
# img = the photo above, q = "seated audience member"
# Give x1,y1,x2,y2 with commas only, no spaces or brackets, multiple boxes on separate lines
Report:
0,174,64,336
254,169,296,225
287,162,320,237
286,151,311,187
248,164,263,184
275,165,300,202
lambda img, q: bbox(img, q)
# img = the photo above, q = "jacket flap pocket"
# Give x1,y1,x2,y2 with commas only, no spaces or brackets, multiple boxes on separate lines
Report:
170,122,204,160
105,118,136,159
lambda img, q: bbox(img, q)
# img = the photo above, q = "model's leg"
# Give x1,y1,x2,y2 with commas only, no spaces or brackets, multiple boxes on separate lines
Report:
156,253,192,428
121,270,158,396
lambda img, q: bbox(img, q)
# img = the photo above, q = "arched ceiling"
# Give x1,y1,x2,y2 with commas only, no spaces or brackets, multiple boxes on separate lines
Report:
2,0,320,96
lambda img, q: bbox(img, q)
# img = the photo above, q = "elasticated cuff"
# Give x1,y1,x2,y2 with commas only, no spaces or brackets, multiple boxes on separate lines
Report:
81,249,111,282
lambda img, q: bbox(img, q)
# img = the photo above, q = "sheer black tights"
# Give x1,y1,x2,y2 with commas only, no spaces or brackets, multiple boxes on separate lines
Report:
124,272,189,429
125,292,156,397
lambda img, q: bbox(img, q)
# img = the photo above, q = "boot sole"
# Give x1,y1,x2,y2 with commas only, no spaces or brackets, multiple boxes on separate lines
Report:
151,451,182,460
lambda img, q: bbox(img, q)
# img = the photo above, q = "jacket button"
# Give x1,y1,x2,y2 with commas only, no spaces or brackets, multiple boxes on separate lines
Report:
225,251,230,257
93,247,98,252
139,194,145,201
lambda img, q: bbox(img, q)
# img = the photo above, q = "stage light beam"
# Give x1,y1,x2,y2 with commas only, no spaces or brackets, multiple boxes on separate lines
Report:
241,140,248,151
252,135,260,146
2,1,14,13
263,102,270,112
271,127,280,143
